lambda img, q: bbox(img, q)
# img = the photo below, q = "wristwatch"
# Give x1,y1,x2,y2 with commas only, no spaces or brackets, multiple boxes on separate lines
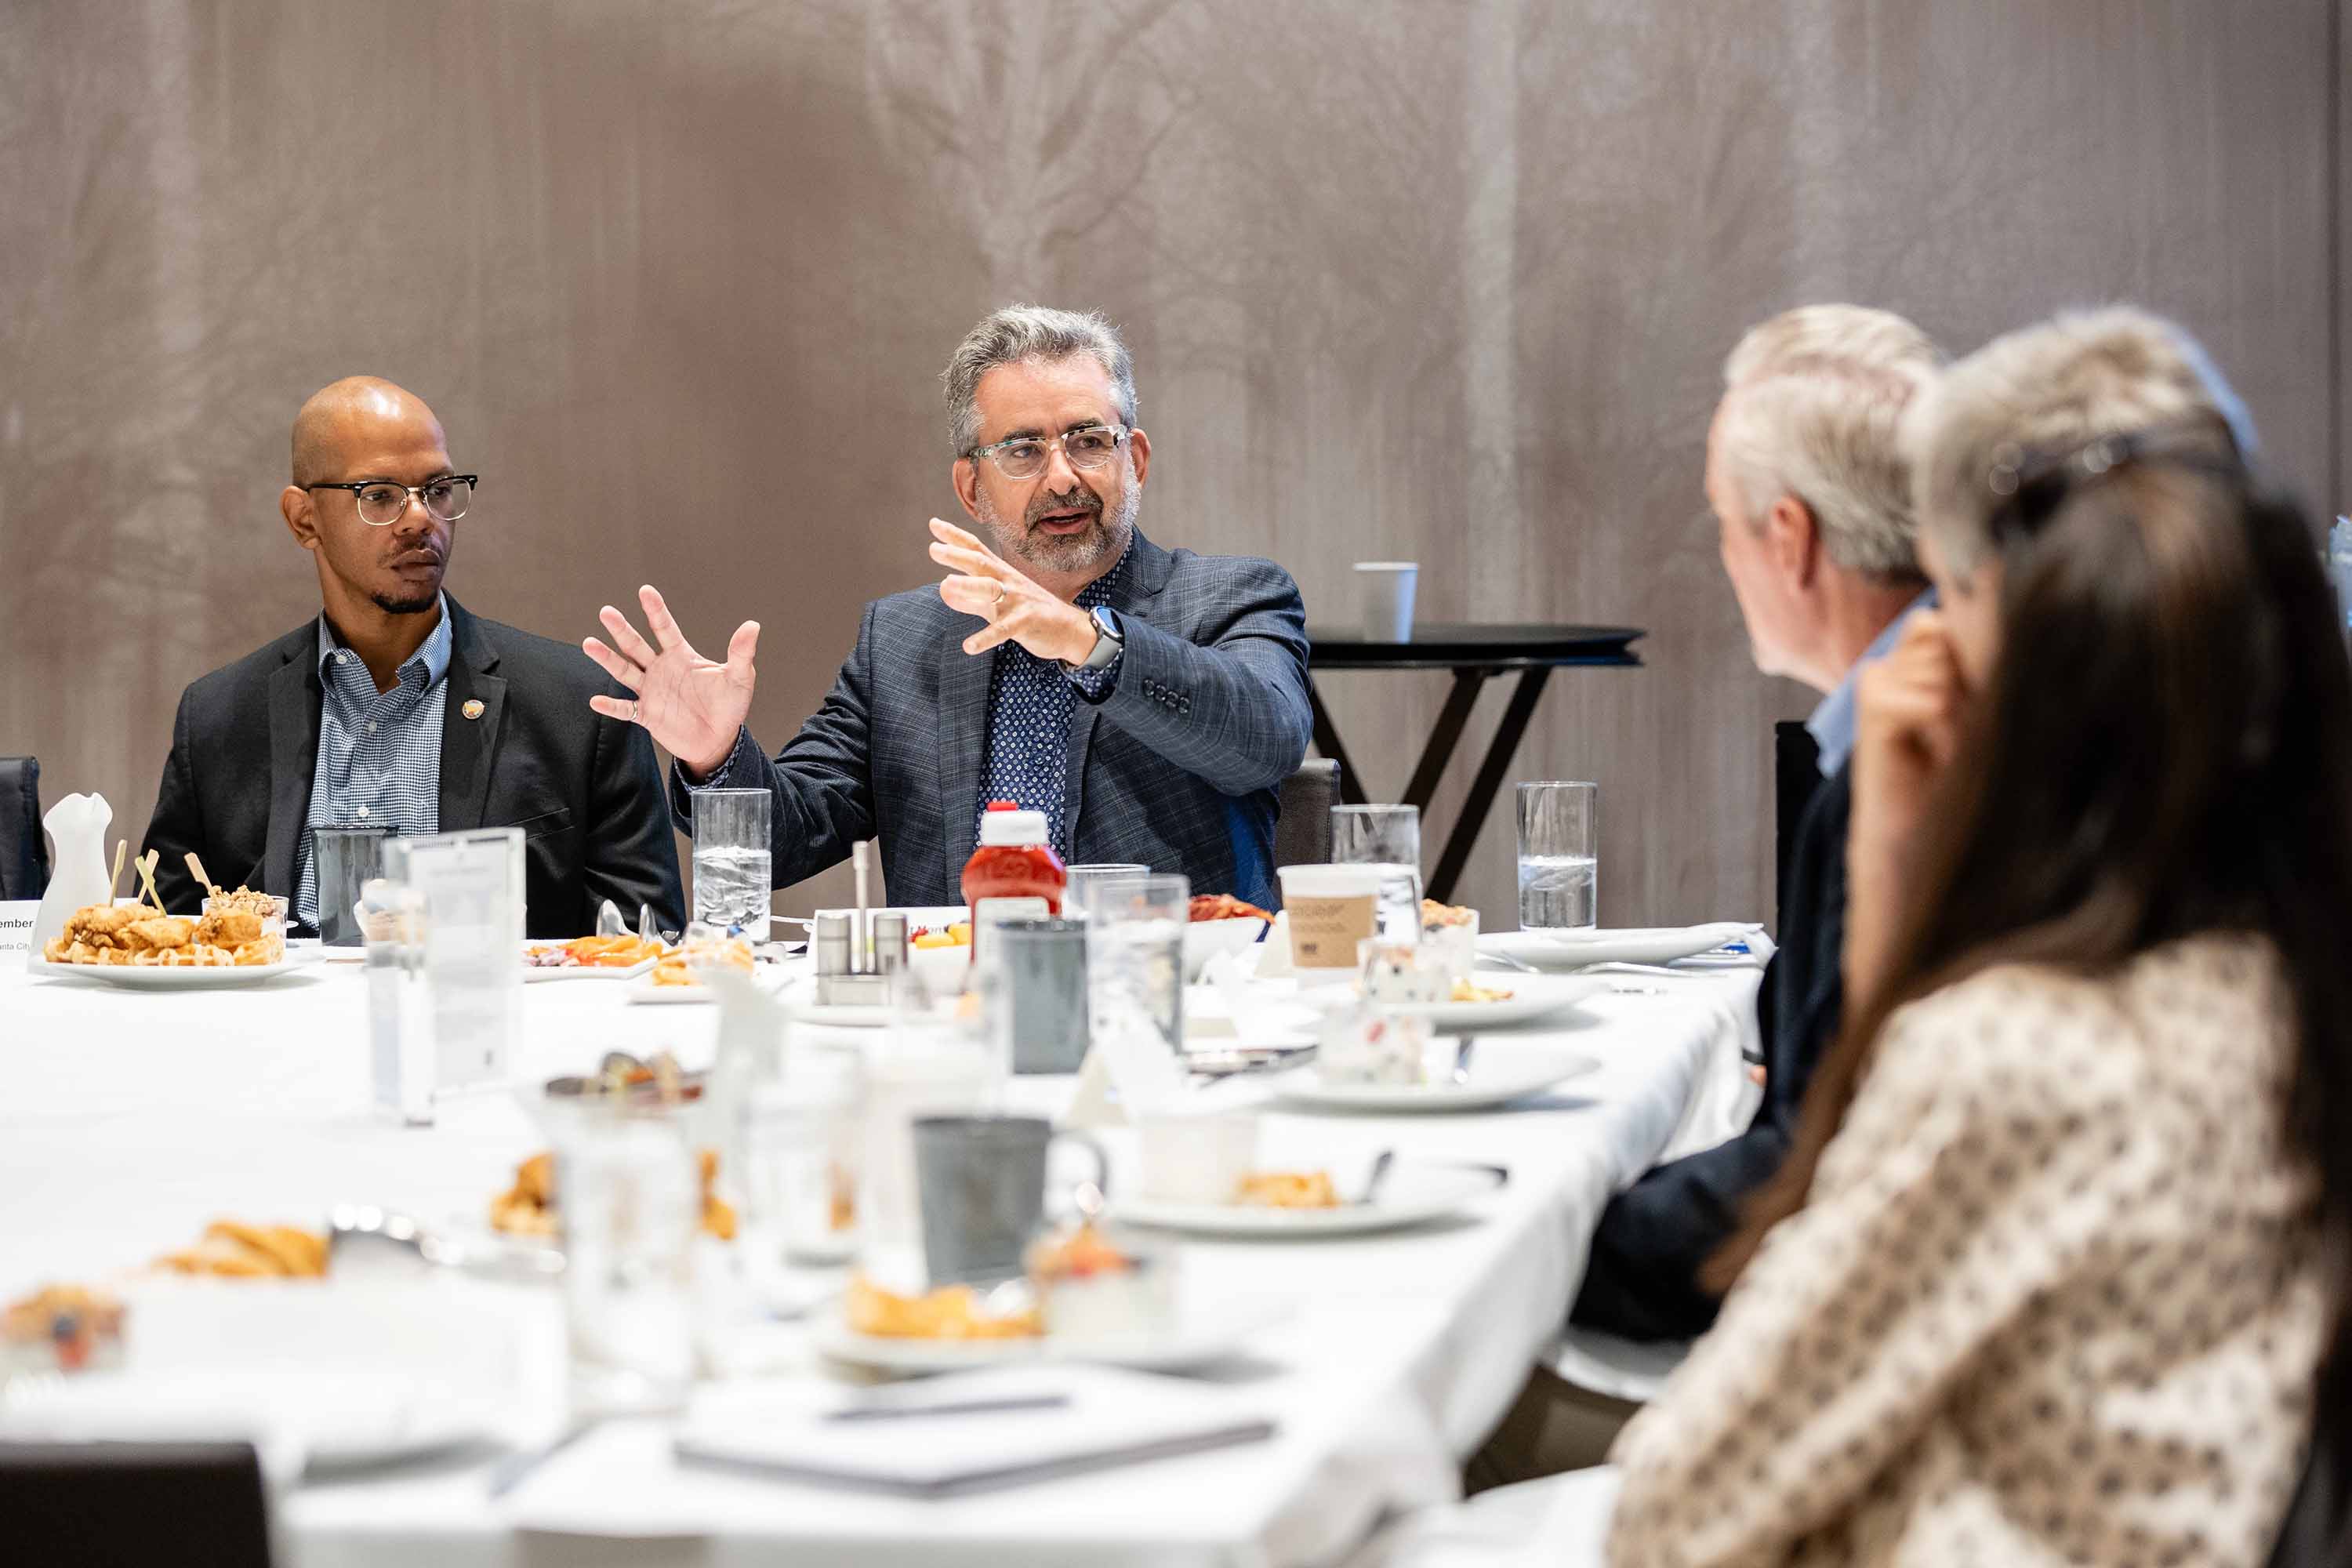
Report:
1073,604,1125,672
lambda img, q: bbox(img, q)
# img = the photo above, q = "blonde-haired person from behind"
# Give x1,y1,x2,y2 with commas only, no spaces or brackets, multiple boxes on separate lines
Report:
1352,307,2351,1566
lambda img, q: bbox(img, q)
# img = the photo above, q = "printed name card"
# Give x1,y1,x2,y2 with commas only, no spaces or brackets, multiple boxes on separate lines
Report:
383,828,524,1092
1,901,39,963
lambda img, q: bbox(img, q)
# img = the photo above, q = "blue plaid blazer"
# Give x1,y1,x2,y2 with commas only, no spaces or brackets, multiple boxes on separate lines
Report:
679,530,1313,909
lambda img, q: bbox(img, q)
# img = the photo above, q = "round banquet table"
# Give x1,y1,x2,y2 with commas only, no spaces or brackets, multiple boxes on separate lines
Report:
0,947,1760,1568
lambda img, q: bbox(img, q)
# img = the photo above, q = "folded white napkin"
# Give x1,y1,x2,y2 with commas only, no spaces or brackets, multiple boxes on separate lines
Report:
1481,923,1766,972
673,1365,1274,1497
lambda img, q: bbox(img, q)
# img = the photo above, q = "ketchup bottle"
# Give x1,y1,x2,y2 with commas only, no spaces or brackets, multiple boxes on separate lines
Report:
962,800,1067,961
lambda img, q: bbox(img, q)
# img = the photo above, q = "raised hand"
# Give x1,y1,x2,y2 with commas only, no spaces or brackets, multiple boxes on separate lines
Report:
927,518,1098,665
583,585,760,779
1844,609,1971,998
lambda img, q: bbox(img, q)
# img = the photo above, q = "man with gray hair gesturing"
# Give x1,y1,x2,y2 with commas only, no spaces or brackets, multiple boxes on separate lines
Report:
1566,305,1945,1345
583,305,1314,909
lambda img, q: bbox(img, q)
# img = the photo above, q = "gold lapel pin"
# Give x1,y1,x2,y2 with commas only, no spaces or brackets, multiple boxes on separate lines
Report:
461,699,485,720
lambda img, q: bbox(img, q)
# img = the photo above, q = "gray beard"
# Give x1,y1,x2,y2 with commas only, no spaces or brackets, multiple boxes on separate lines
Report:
981,482,1139,578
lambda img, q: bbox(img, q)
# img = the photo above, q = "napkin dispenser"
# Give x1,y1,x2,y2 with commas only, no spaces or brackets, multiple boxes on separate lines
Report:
814,840,912,1006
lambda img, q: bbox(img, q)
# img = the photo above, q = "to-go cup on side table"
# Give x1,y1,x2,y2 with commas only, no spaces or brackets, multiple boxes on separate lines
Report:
1354,561,1418,642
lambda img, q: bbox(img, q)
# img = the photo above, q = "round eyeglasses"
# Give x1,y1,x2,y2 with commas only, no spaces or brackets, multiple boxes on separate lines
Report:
966,426,1131,483
306,475,477,527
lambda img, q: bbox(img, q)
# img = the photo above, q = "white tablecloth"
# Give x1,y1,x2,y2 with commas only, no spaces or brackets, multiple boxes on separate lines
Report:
0,957,1759,1567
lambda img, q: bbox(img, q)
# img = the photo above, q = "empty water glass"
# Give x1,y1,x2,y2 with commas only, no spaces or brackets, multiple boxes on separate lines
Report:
1082,873,1189,1062
740,1044,864,1265
1330,804,1422,940
313,825,388,946
1517,781,1598,931
691,788,771,938
1063,862,1152,918
554,1105,699,1414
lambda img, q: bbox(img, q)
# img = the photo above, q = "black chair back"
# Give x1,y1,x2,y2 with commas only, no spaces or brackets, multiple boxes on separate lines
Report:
1276,758,1342,873
1772,723,1819,934
0,755,45,900
2266,1414,2350,1567
0,1440,272,1567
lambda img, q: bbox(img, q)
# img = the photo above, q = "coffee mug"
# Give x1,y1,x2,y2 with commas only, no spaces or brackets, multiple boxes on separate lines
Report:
912,1116,1107,1284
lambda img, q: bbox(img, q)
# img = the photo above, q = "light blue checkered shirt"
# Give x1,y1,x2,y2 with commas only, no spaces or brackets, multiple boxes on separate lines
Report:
293,596,452,926
1804,589,1936,777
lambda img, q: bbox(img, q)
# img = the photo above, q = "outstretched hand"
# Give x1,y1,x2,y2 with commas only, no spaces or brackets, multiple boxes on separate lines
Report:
928,518,1098,665
583,585,760,779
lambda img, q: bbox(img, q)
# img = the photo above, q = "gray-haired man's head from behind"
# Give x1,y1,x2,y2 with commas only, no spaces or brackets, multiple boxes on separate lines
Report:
1716,304,1945,585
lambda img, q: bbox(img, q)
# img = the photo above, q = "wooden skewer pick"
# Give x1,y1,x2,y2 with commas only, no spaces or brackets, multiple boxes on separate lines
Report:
185,851,216,896
109,840,128,901
137,850,163,914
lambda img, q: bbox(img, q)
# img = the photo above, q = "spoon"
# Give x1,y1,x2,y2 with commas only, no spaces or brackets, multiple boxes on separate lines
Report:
1356,1149,1397,1206
328,1203,564,1282
1450,1036,1476,1087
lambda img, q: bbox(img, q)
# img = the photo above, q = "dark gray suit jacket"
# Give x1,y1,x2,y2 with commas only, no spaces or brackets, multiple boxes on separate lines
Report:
142,596,684,938
1570,760,1853,1340
677,530,1314,909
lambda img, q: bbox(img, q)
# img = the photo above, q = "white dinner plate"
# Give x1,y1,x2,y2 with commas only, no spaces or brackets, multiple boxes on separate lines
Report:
0,1368,499,1480
780,998,892,1028
1112,1160,1504,1237
520,939,662,982
1274,1039,1598,1113
1479,924,1760,972
25,956,299,989
808,1303,1275,1375
1360,973,1607,1032
626,978,715,1005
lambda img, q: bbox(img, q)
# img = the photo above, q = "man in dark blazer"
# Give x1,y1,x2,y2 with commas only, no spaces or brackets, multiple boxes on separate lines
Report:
583,307,1313,909
1570,307,1944,1341
143,377,682,938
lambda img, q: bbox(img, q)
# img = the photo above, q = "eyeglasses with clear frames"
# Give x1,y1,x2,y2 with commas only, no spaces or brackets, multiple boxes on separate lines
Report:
965,426,1131,482
306,475,477,527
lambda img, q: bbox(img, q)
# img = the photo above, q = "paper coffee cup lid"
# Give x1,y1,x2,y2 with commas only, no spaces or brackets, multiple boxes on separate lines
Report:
1277,863,1385,896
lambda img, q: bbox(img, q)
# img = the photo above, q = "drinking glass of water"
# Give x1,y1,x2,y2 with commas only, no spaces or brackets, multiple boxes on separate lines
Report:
1516,782,1597,931
554,1104,699,1414
691,788,771,938
1081,873,1189,1060
1330,804,1422,940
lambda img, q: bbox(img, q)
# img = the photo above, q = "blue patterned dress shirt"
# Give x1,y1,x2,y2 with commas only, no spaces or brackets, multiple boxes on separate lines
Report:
975,546,1129,857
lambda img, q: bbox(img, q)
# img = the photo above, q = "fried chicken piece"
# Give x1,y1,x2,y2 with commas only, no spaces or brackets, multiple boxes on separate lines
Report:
206,1221,326,1277
515,1152,554,1207
194,910,265,948
71,906,141,942
122,916,196,952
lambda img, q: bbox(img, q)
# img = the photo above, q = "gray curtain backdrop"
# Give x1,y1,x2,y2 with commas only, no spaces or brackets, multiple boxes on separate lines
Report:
2,0,2343,927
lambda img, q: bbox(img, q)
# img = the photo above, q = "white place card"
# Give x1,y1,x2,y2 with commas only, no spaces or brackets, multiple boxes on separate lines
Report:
383,829,524,1092
0,900,39,962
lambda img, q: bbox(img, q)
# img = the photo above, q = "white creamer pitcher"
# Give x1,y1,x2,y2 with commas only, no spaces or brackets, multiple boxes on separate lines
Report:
30,792,114,959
